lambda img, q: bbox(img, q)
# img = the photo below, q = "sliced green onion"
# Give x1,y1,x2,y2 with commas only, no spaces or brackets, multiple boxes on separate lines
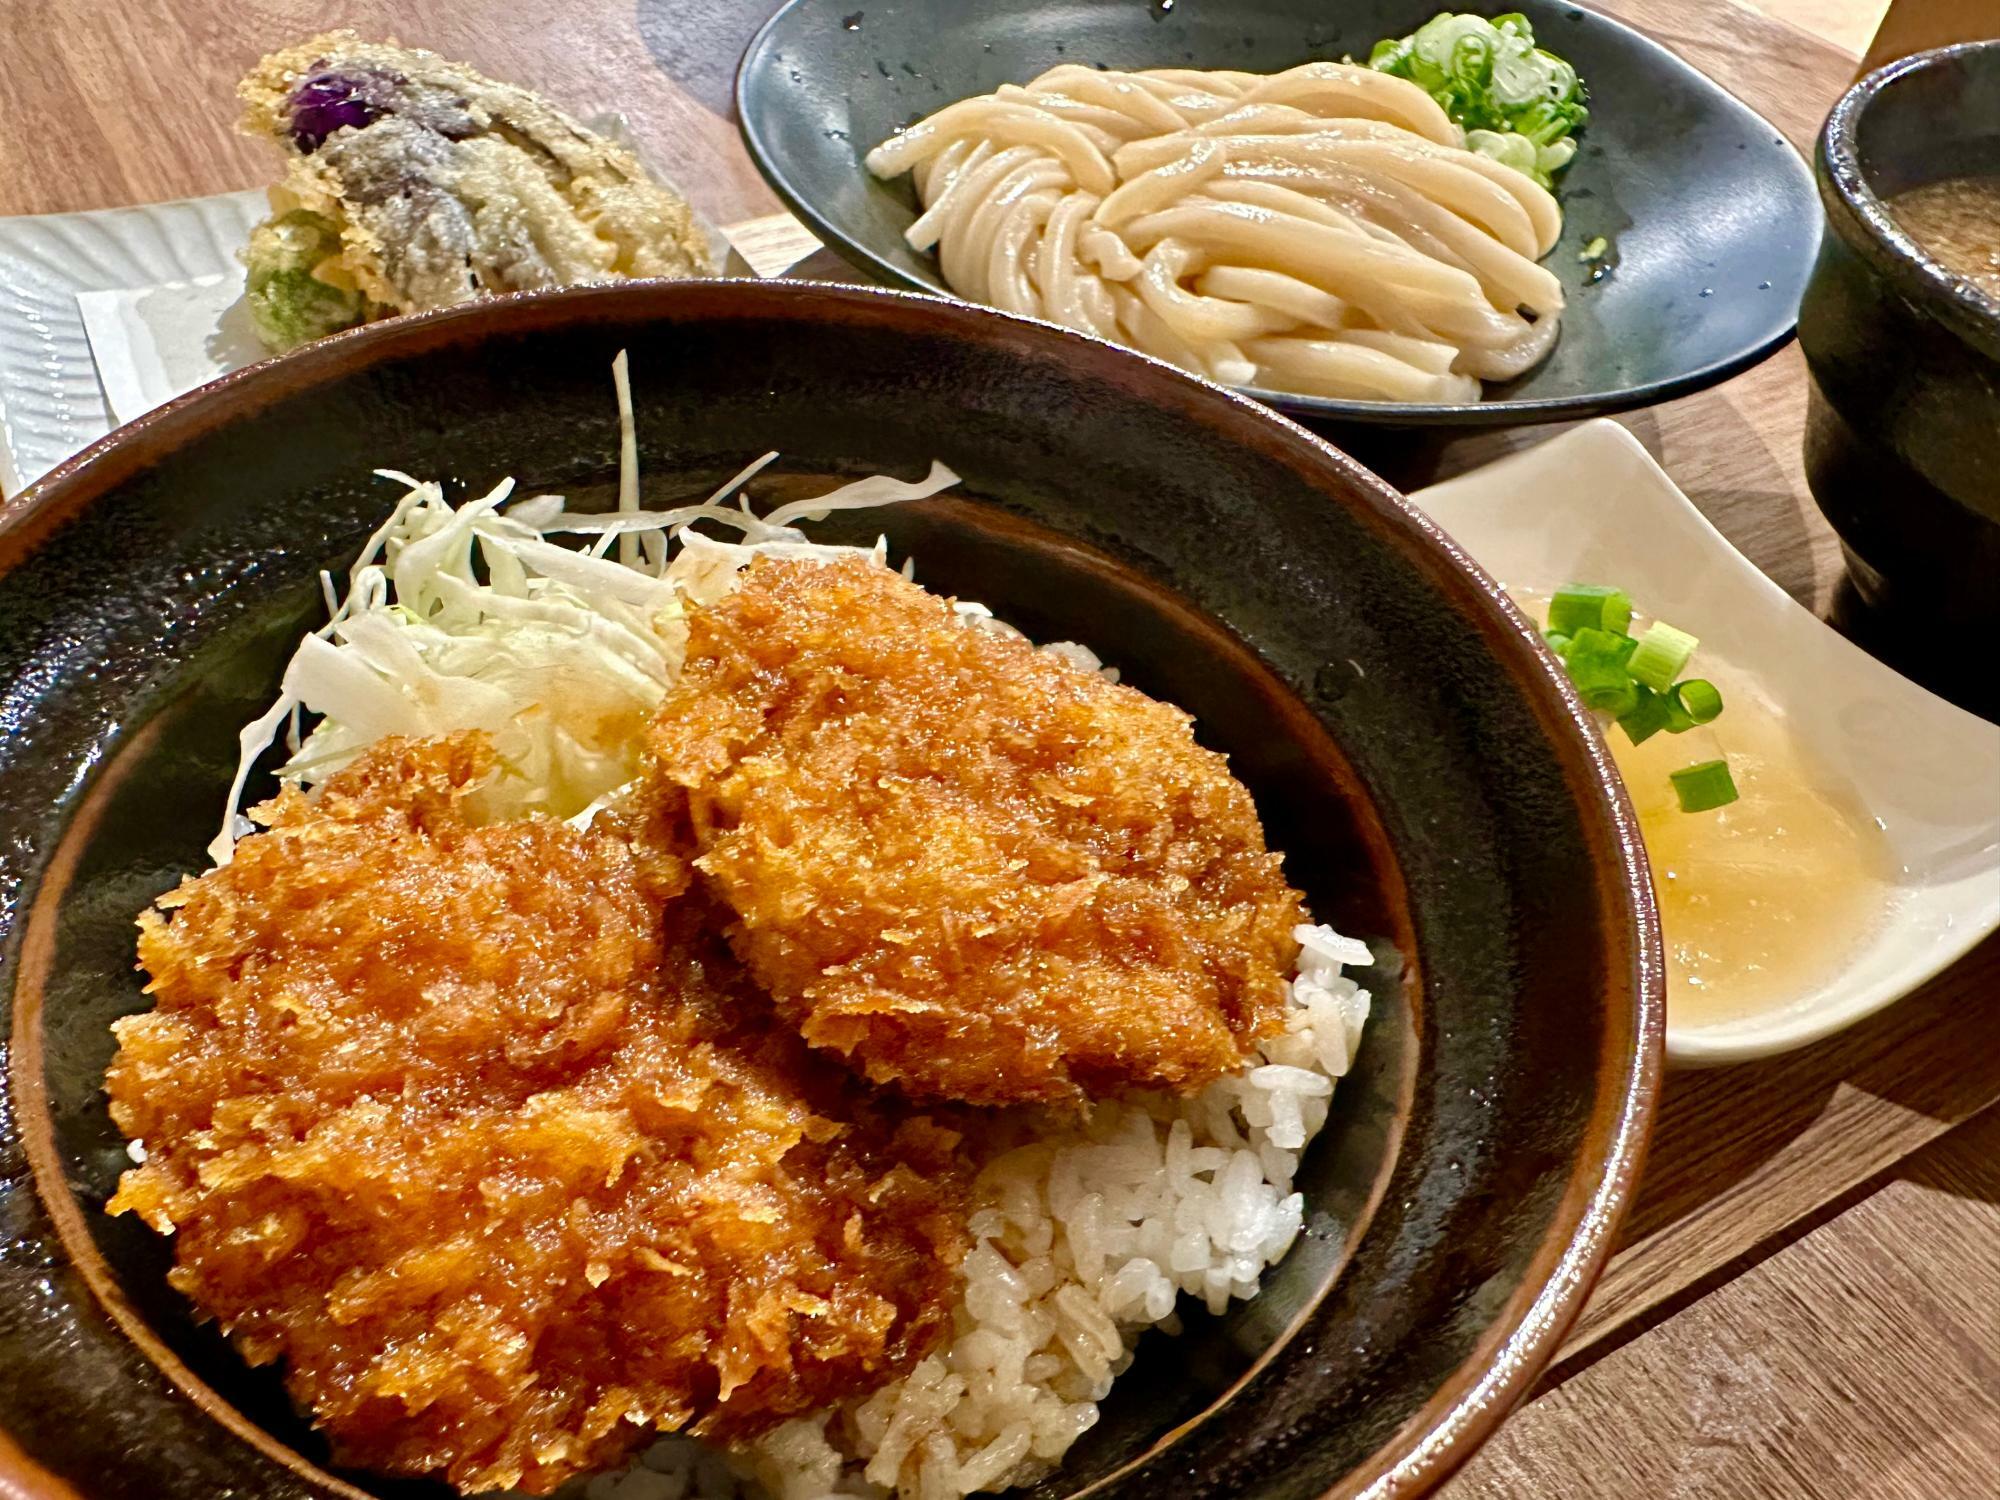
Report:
1591,678,1641,716
1537,582,1738,805
1564,626,1638,669
1563,628,1639,713
1675,678,1723,724
1547,584,1632,637
1566,659,1631,703
1616,685,1672,745
1535,581,1738,806
1671,758,1739,813
1627,620,1699,691
1367,11,1588,189
1563,625,1622,662
1579,234,1608,260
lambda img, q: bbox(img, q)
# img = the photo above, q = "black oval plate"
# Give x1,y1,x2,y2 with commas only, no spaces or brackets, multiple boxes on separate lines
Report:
736,0,1821,427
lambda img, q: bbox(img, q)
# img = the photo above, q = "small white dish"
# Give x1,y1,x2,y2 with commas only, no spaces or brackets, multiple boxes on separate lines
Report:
1409,419,2000,1064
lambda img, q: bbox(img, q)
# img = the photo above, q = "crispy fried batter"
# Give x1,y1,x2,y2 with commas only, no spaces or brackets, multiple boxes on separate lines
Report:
106,735,970,1495
649,557,1307,1106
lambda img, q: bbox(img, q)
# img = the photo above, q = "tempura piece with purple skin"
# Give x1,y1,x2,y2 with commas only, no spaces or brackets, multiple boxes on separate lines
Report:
235,31,716,350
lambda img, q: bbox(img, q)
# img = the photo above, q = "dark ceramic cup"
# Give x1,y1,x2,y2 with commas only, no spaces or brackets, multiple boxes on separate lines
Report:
1801,41,2000,716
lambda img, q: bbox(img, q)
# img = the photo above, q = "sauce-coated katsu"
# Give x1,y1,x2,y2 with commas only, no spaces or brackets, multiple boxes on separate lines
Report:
101,450,1367,1500
650,557,1307,1106
107,736,970,1494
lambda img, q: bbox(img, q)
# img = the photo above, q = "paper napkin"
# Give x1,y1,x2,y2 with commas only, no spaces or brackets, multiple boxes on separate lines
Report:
75,276,267,426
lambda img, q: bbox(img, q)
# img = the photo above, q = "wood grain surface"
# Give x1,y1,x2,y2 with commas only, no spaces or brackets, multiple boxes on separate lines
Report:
4,3,1997,1498
1448,1102,2000,1498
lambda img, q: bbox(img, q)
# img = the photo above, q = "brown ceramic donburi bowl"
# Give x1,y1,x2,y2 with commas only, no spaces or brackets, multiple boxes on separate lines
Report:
0,281,1660,1500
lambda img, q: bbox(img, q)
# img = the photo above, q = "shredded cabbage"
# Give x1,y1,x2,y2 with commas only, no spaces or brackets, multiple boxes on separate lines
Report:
208,359,959,865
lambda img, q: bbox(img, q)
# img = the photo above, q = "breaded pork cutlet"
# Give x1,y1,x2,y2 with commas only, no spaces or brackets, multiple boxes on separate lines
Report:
106,735,970,1495
649,556,1308,1107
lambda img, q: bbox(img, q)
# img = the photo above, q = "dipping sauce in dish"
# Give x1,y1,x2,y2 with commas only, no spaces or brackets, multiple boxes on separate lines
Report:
1605,654,1895,1027
1516,591,1896,1028
1887,175,2000,299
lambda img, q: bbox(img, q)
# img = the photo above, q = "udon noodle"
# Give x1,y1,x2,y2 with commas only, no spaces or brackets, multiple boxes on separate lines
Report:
865,62,1566,403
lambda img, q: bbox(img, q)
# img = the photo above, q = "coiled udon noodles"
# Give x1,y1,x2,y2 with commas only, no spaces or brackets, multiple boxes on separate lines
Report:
865,62,1565,403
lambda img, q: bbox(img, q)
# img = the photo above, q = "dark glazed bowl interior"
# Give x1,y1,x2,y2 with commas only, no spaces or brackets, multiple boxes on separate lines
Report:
0,282,1659,1500
736,0,1820,427
1800,40,2000,717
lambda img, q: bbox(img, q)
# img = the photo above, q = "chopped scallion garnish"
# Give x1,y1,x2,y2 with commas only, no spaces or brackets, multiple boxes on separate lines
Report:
1676,678,1723,724
1627,620,1699,691
1564,626,1638,712
1671,758,1739,813
1366,12,1588,190
1616,685,1672,745
1563,625,1625,662
1547,584,1632,637
1538,582,1735,813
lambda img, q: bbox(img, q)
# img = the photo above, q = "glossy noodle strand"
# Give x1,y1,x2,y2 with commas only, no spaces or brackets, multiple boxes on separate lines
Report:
865,61,1565,404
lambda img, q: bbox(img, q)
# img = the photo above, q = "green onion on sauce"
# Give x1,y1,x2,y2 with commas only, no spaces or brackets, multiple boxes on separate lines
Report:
1671,758,1740,813
1539,585,1734,813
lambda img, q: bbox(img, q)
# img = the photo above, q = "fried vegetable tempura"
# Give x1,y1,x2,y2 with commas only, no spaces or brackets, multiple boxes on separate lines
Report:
106,735,969,1495
235,32,714,350
650,557,1307,1106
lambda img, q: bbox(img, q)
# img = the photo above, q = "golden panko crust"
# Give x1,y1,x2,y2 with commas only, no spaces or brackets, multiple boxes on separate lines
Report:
107,734,970,1495
649,557,1307,1107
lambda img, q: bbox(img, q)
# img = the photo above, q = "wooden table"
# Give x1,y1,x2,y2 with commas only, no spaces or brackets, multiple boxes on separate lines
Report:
6,2,1998,1496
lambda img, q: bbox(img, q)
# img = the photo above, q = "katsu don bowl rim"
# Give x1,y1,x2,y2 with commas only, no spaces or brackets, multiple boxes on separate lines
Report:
0,278,1663,1500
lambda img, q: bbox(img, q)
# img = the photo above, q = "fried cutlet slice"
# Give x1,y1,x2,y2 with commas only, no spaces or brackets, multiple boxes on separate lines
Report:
648,557,1308,1107
235,32,715,349
106,735,969,1495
